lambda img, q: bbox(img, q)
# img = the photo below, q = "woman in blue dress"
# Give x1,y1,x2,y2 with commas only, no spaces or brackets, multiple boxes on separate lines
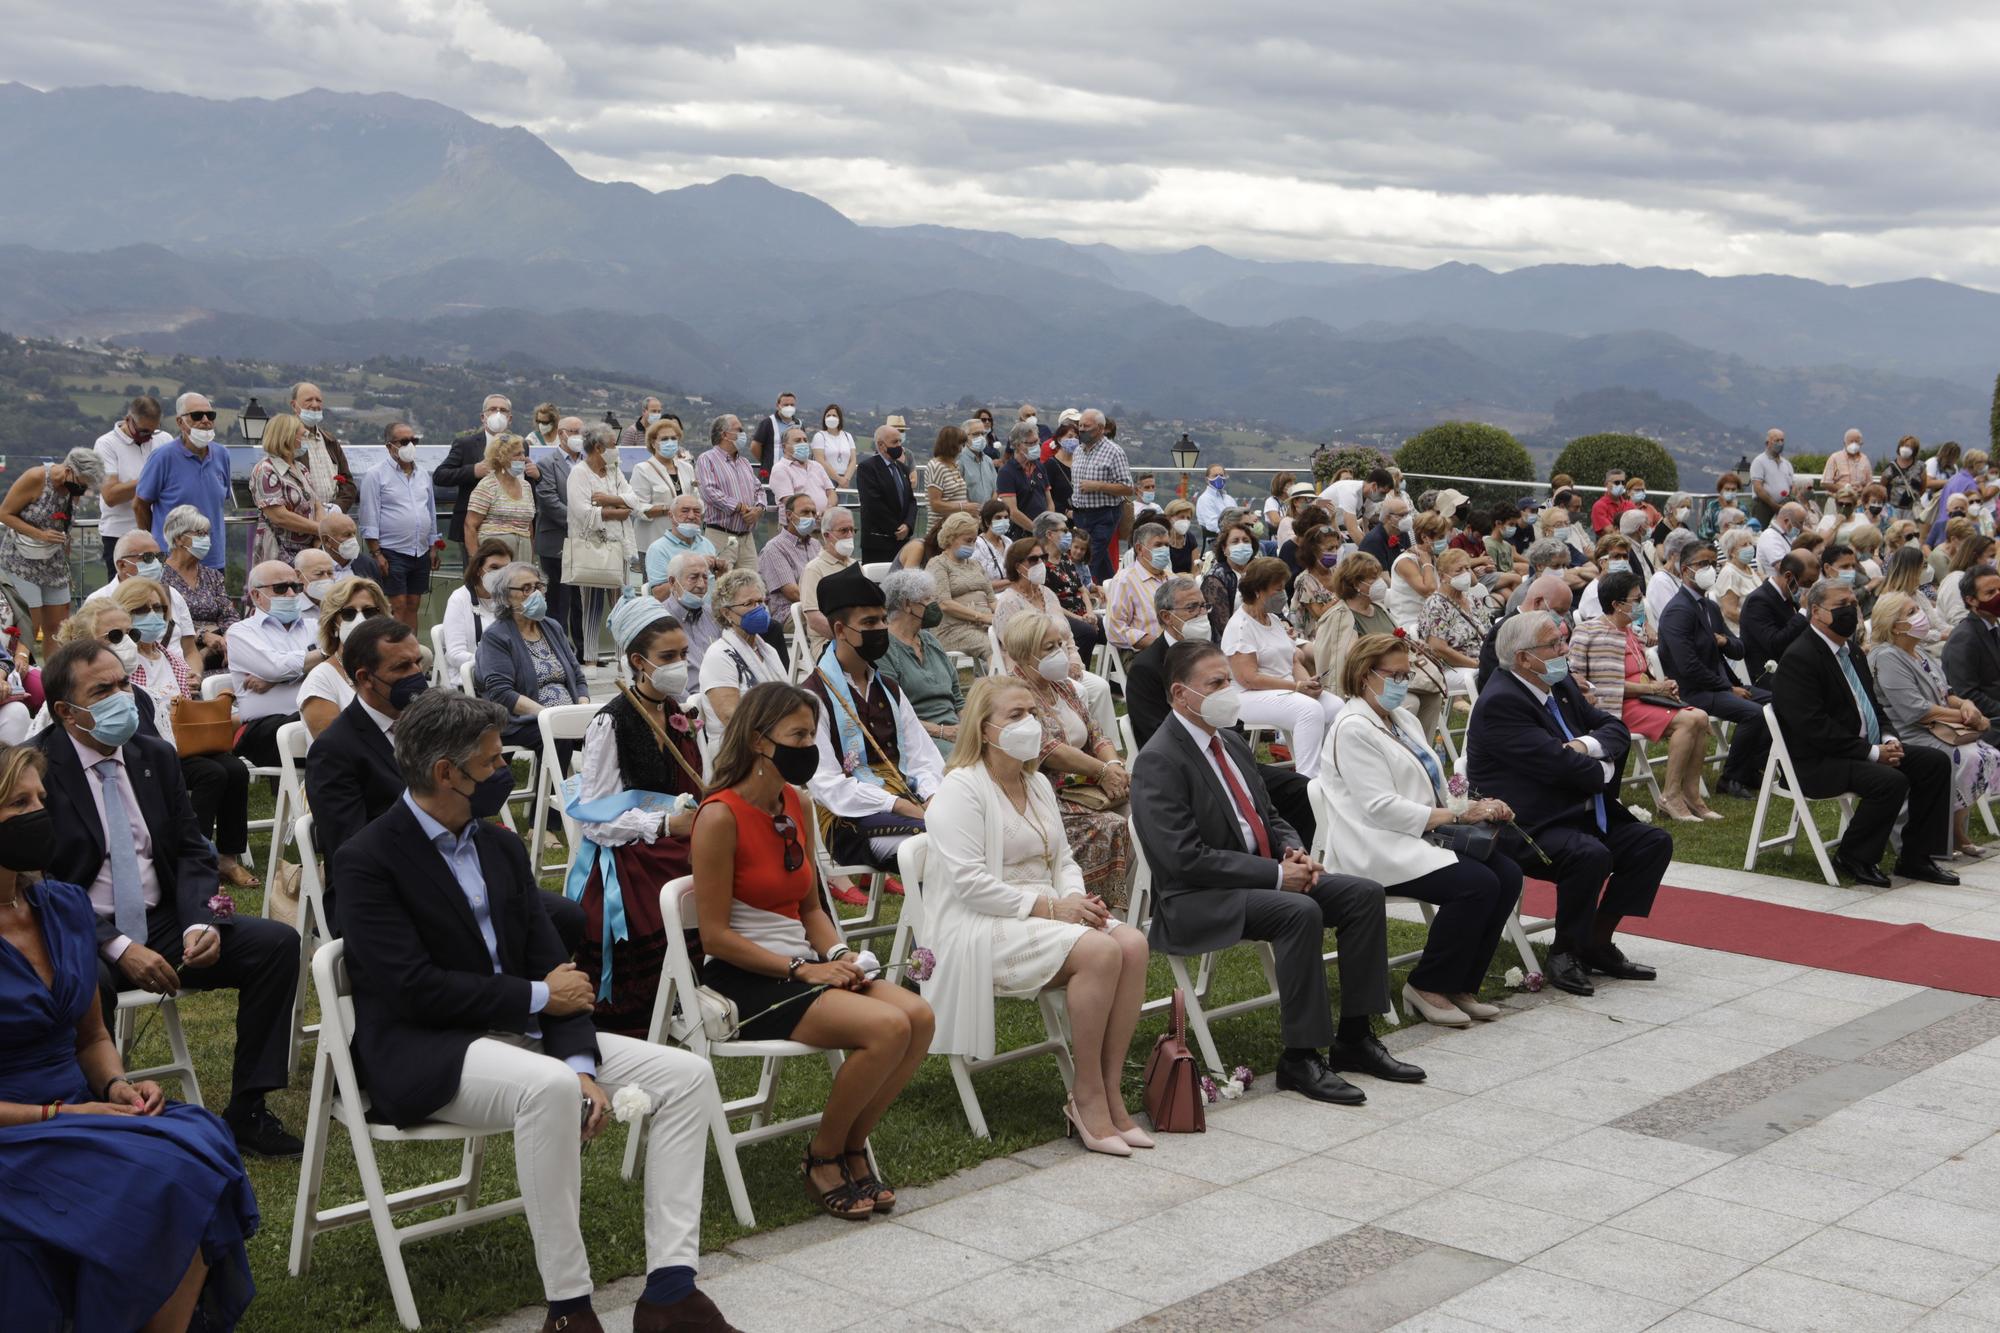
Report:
0,744,259,1331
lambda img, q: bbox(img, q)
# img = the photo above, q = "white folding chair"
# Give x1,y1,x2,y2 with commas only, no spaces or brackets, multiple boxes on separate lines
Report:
116,990,201,1107
1305,779,1434,1024
263,719,312,892
289,942,525,1331
203,676,280,841
862,561,891,582
1090,608,1130,691
619,876,867,1226
1455,700,1555,970
886,835,1074,1138
528,703,603,877
787,602,811,683
801,788,896,946
428,625,452,690
985,624,1007,676
283,814,333,1078
1744,702,1855,886
1115,713,1137,760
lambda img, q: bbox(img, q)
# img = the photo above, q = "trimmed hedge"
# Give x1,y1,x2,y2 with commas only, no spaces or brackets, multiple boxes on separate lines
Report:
1551,433,1681,492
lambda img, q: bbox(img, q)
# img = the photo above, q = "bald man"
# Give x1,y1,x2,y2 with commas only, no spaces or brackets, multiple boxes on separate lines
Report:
224,560,328,766
1749,427,1794,523
1478,574,1573,694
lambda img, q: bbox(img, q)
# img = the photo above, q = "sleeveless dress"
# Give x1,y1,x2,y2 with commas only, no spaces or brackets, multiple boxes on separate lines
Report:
0,880,258,1331
988,796,1090,997
0,471,72,590
698,787,823,1040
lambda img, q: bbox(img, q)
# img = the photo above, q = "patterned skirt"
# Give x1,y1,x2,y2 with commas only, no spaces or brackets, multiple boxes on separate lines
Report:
1058,796,1134,912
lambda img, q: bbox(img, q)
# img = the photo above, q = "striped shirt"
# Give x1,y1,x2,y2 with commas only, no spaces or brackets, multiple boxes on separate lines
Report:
1105,563,1168,647
696,443,764,534
1068,436,1132,510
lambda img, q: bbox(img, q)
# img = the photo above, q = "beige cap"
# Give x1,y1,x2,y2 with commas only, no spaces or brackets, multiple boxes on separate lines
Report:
1058,408,1083,425
1433,488,1470,515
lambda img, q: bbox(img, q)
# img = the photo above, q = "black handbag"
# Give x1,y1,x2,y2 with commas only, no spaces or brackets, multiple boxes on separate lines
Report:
1424,821,1497,861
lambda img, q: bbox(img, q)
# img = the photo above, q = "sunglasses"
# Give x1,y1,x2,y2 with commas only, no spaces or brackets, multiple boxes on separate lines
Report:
336,606,383,623
183,411,217,423
101,628,135,645
771,813,805,874
261,581,305,595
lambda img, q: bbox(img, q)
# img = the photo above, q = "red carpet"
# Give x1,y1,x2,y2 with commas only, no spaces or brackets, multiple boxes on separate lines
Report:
1520,880,2000,998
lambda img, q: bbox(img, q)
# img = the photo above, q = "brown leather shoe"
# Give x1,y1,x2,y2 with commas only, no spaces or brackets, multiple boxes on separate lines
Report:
540,1310,604,1333
633,1289,739,1332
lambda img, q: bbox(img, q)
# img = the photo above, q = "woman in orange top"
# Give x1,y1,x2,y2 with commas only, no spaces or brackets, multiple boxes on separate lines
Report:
692,681,935,1223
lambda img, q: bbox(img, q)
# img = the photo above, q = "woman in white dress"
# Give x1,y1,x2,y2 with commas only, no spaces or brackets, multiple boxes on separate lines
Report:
921,677,1153,1156
567,422,643,664
628,417,695,556
298,576,388,737
1223,555,1342,764
442,539,512,680
812,404,858,490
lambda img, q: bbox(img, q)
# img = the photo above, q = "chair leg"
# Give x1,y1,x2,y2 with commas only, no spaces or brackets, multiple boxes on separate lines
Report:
1743,751,1780,870
947,1055,991,1139
1167,954,1228,1077
459,1136,486,1214
349,1124,426,1330
163,1002,202,1108
706,1087,756,1228
287,1045,336,1277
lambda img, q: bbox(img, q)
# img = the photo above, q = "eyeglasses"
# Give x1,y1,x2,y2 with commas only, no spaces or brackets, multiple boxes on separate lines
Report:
1372,667,1412,683
260,581,305,595
512,582,548,595
102,628,133,645
771,813,805,874
183,411,217,423
337,606,383,623
724,601,760,615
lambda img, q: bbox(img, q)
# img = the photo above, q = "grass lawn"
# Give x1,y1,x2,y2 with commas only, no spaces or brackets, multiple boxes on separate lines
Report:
121,724,1954,1329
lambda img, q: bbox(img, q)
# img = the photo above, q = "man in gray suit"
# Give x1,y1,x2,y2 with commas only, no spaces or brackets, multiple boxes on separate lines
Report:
534,413,586,648
1132,641,1422,1105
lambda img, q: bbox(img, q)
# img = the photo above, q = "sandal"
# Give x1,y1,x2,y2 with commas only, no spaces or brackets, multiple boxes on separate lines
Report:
843,1148,896,1213
802,1150,873,1221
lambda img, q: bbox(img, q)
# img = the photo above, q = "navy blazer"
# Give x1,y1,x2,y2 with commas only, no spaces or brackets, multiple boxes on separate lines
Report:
475,615,587,715
1466,669,1634,838
1772,627,1885,785
855,453,917,558
334,798,597,1127
35,727,218,950
303,697,405,927
432,428,489,546
1657,584,1743,697
1740,578,1806,689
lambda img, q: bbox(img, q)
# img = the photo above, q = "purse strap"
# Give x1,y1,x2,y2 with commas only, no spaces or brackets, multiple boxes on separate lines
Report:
814,666,919,801
1170,988,1186,1042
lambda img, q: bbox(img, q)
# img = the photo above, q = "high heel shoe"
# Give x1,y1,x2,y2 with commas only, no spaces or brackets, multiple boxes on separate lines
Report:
1689,801,1726,822
1063,1099,1132,1156
1449,993,1502,1021
1117,1124,1156,1149
1655,794,1702,824
1401,982,1471,1027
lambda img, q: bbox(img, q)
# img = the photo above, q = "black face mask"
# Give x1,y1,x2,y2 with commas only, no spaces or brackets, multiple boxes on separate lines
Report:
458,763,515,819
885,445,905,461
0,808,53,872
386,671,430,713
850,627,891,662
765,738,821,785
1827,604,1860,639
920,604,944,630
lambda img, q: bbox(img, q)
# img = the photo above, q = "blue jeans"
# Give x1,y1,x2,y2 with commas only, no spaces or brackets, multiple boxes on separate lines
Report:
1073,504,1120,583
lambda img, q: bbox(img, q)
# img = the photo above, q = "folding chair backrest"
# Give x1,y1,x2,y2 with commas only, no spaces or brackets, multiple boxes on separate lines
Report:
460,661,476,696
1763,702,1806,794
312,940,360,1090
1115,713,1137,760
1125,821,1153,929
296,814,329,939
658,875,705,1048
1305,777,1338,870
862,562,890,582
894,833,930,925
277,718,310,785
201,674,230,703
788,603,810,681
986,624,1006,676
429,625,451,688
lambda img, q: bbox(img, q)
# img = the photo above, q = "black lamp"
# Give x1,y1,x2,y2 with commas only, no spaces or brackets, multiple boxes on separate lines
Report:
238,397,268,444
1171,432,1200,472
604,410,622,432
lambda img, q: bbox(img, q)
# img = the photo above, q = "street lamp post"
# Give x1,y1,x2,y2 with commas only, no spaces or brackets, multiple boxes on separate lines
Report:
238,397,268,445
1171,433,1200,498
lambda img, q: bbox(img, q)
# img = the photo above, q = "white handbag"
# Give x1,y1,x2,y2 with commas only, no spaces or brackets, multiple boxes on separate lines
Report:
562,533,626,588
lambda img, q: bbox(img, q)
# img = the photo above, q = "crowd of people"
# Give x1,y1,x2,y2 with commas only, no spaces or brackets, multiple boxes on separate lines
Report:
0,384,1985,1332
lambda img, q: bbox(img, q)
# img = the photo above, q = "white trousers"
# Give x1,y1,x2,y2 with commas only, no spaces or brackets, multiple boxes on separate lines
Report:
1078,670,1117,743
1237,688,1343,764
434,1033,719,1302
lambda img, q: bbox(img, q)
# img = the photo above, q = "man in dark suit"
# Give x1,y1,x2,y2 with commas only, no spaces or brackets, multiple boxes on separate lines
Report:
1775,580,1957,888
1944,563,2000,724
1357,494,1411,571
37,639,304,1156
1127,575,1314,845
1476,574,1571,694
855,422,917,564
1468,610,1673,997
337,690,733,1332
1131,641,1419,1106
433,393,540,556
1740,551,1816,690
306,617,586,950
1656,541,1770,799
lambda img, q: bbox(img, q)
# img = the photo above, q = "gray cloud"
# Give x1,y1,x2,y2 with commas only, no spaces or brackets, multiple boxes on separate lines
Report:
4,0,1996,285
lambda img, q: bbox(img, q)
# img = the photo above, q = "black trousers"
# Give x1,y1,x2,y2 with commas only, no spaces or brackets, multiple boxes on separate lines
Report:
1396,852,1523,993
1800,745,1952,867
101,533,120,578
762,620,791,670
232,714,294,769
539,554,584,648
1066,614,1103,666
1236,873,1389,1049
1685,687,1770,788
182,751,251,858
1073,504,1120,583
1523,818,1673,953
1262,764,1316,849
540,889,585,958
98,907,299,1100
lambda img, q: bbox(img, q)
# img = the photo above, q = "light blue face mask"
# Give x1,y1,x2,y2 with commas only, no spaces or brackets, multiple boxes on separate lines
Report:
1149,545,1171,571
678,591,705,611
657,439,680,457
72,690,140,749
792,443,812,461
508,459,527,478
299,409,323,427
1228,542,1253,566
1837,569,1858,586
1139,490,1156,507
795,516,816,536
1606,559,1630,574
676,522,702,541
266,594,302,625
520,590,548,621
1378,675,1410,710
132,611,168,644
1432,539,1449,554
1610,484,1626,497
190,534,212,559
1058,532,1073,553
135,558,164,581
1541,653,1571,684
952,544,975,560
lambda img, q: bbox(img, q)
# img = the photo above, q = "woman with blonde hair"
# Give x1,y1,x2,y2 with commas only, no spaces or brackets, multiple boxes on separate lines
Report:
298,576,390,736
920,676,1152,1154
249,413,323,566
923,511,996,665
693,681,933,1219
1162,497,1198,574
1713,527,1761,633
998,611,1134,908
1938,532,1995,635
1417,548,1491,696
1868,591,2000,856
629,416,695,554
463,433,537,562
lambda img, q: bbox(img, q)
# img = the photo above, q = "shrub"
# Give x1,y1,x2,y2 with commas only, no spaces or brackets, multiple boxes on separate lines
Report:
1550,433,1681,493
1310,443,1392,490
1395,422,1534,507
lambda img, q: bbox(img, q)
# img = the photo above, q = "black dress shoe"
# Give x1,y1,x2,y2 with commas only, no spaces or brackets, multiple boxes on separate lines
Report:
1832,852,1892,888
1716,779,1760,800
1274,1051,1366,1105
1326,1034,1427,1083
1580,944,1657,981
225,1102,304,1158
1895,857,1961,887
1545,951,1595,996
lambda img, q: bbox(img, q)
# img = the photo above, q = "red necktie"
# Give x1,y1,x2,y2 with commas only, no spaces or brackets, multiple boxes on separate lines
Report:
1209,736,1272,858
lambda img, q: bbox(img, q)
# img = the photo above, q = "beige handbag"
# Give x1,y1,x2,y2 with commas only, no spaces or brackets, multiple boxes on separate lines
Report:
562,533,626,588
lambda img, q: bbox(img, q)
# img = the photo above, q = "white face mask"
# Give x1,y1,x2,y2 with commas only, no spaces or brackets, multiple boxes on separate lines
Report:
1172,611,1213,642
1025,563,1048,586
778,404,796,420
187,427,216,447
1172,518,1192,536
305,579,332,604
647,661,690,698
1900,447,1915,461
994,715,1044,762
1022,415,1038,430
1035,648,1069,681
485,411,509,434
1847,442,1862,455
1450,571,1474,591
394,443,417,464
108,636,140,672
1692,566,1718,591
825,415,841,431
832,537,854,559
336,612,367,642
1369,577,1390,602
336,538,361,562
1187,682,1244,730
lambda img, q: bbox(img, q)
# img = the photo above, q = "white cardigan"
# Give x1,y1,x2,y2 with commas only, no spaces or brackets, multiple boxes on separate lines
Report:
919,764,1085,1059
1317,695,1456,887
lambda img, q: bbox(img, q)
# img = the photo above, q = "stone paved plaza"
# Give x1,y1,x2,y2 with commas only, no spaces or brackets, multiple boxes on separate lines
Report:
488,848,2000,1333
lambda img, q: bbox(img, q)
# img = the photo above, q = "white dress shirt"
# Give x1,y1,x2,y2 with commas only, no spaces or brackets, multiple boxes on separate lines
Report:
70,733,204,961
1508,670,1616,783
1173,712,1286,890
807,669,946,817
225,610,320,719
1756,523,1794,579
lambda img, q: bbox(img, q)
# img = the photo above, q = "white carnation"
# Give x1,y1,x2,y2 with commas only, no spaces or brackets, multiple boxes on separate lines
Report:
1503,966,1525,989
611,1085,654,1125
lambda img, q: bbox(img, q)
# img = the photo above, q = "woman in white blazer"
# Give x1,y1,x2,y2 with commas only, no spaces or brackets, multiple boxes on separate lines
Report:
919,677,1154,1157
1319,633,1523,1028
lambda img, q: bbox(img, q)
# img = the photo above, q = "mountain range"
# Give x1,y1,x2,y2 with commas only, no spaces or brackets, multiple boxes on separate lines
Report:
0,81,1993,459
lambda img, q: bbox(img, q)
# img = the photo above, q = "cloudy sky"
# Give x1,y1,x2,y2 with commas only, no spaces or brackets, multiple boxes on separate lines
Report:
8,0,1995,286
